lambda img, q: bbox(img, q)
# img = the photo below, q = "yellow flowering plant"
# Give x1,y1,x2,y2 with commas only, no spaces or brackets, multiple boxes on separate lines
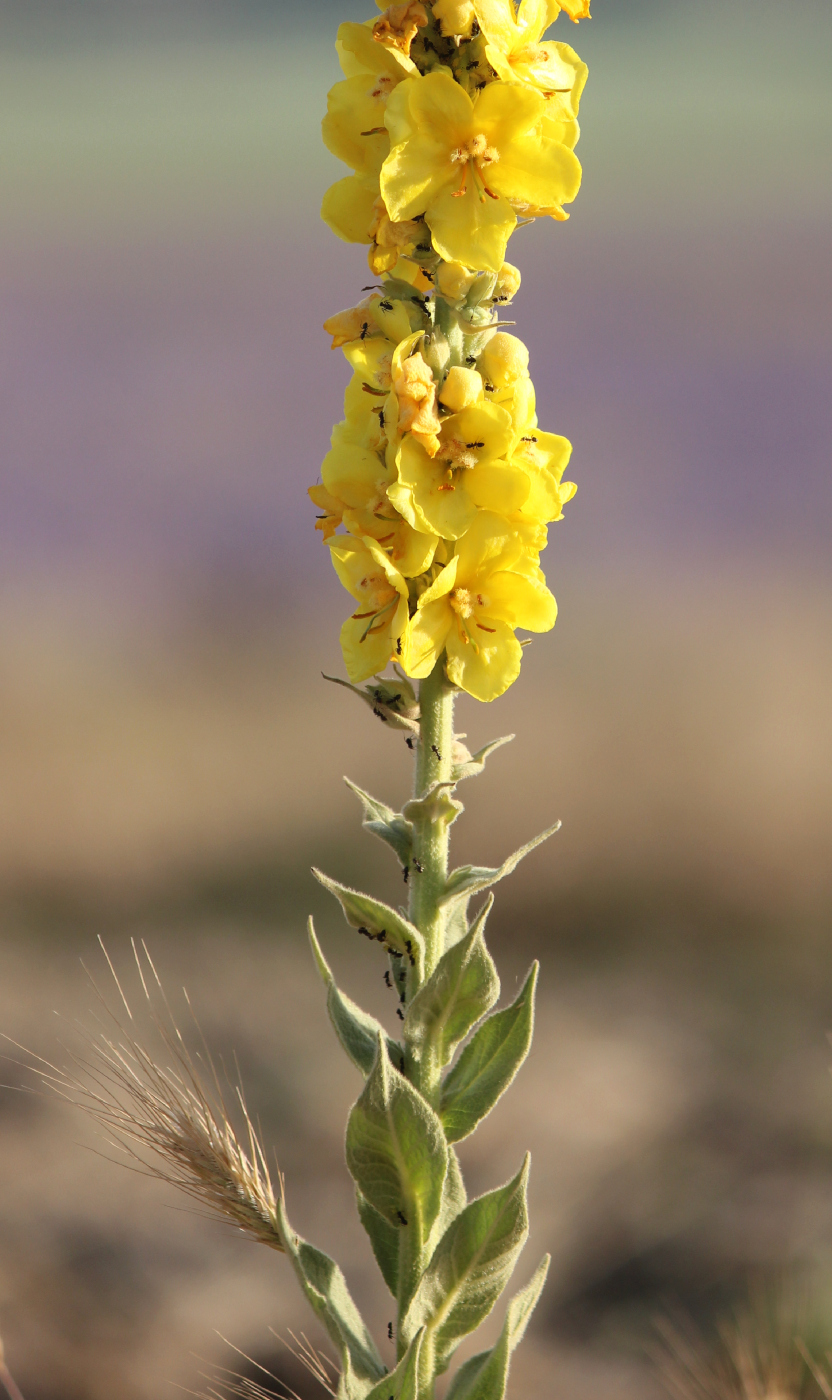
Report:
303,1,588,1394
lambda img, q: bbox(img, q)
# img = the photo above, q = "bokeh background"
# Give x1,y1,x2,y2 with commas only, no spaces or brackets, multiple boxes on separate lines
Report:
0,0,830,1395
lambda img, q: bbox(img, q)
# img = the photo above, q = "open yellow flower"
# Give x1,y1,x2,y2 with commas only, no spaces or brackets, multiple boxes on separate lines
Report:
329,535,410,683
402,511,557,700
388,399,528,539
507,427,577,524
321,22,416,246
473,0,588,149
321,424,438,576
381,71,581,272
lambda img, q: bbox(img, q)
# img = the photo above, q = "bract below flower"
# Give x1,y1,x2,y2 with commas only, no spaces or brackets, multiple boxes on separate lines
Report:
329,535,410,682
402,511,557,700
381,72,582,272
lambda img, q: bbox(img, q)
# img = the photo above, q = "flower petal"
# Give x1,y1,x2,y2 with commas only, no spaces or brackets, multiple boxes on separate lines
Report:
321,175,377,244
427,182,516,274
445,618,522,701
488,132,582,211
466,461,530,515
402,597,453,678
483,570,558,631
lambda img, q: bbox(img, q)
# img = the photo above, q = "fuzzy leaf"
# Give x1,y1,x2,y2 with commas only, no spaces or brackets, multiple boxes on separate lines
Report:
323,672,420,734
444,1255,550,1400
346,1033,448,1243
402,1157,530,1373
450,735,515,783
438,824,560,909
308,918,401,1076
403,781,464,828
440,964,538,1144
357,1189,399,1298
427,1146,468,1259
403,898,499,1069
345,778,414,867
314,869,424,975
364,1328,425,1400
276,1196,385,1389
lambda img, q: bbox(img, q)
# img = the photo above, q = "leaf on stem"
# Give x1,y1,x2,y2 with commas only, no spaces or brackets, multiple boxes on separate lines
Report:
440,964,538,1144
357,1188,400,1298
402,1157,531,1373
345,779,414,867
402,782,464,828
313,870,425,976
439,825,561,910
323,673,420,734
403,897,499,1068
346,1033,448,1242
308,919,402,1077
276,1195,386,1389
444,1255,551,1400
450,735,515,784
364,1328,425,1400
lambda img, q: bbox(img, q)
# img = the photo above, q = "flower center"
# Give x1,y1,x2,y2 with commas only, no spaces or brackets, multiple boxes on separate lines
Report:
439,437,480,471
369,73,396,100
449,135,500,202
449,587,474,619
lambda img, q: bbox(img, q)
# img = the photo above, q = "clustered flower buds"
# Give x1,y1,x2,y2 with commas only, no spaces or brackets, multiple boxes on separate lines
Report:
312,0,588,701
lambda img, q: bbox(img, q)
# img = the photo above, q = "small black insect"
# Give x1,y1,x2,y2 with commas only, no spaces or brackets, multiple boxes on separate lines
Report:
402,865,409,884
399,988,406,1004
399,1056,406,1073
471,18,480,34
416,243,432,253
396,637,403,656
405,938,416,967
359,321,370,340
521,435,539,443
431,743,442,761
412,858,424,873
388,1322,394,1341
396,1210,408,1226
384,970,392,988
466,441,485,449
379,299,393,311
390,949,403,959
465,355,476,365
405,736,415,750
358,925,371,939
397,1007,404,1020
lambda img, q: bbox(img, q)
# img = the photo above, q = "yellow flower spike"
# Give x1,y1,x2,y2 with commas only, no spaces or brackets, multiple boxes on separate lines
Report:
438,365,484,413
372,1,429,57
381,71,582,272
402,510,557,701
473,0,588,104
329,535,411,683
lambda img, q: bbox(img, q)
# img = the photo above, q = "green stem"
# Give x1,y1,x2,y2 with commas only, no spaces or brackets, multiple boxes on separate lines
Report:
397,654,454,1363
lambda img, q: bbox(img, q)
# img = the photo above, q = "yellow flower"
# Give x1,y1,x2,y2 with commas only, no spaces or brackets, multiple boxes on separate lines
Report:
321,22,416,246
402,511,557,700
507,427,577,524
473,0,588,149
477,331,529,387
388,399,528,539
323,292,417,350
381,72,582,272
387,335,443,456
329,535,410,683
321,423,438,577
372,1,428,57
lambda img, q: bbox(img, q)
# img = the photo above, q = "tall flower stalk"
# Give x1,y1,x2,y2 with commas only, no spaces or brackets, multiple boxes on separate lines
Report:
304,0,591,1394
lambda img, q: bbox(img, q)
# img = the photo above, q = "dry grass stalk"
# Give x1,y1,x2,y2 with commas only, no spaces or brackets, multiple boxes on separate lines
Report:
189,1330,336,1400
654,1297,832,1400
14,938,285,1253
0,1335,26,1400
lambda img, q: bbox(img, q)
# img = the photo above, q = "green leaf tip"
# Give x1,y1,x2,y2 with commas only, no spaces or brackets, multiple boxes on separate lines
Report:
403,895,499,1068
364,1328,425,1400
313,868,424,975
444,1254,551,1400
308,917,402,1078
440,962,538,1143
451,734,515,783
440,822,561,910
345,778,414,867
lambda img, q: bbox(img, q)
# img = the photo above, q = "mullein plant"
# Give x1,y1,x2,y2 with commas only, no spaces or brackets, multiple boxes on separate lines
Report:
303,0,589,1395
21,3,589,1398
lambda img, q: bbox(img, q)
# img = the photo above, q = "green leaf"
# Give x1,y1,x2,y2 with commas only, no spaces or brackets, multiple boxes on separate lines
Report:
276,1195,385,1389
364,1328,425,1400
440,964,538,1144
439,824,560,909
402,1157,531,1373
346,1033,448,1243
402,781,464,827
308,918,402,1077
345,778,414,867
314,869,424,976
451,735,515,783
357,1188,399,1298
444,1255,550,1400
403,898,499,1069
427,1146,467,1258
323,672,420,735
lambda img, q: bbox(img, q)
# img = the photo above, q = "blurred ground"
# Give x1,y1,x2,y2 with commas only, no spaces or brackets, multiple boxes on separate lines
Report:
0,0,830,1395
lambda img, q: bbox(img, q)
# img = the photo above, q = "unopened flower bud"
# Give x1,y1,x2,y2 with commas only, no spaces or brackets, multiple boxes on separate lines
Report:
432,0,476,36
477,332,530,388
439,365,483,412
436,260,478,301
494,262,521,303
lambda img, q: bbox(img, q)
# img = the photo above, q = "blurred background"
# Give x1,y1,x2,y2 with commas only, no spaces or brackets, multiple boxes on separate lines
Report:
0,0,830,1394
